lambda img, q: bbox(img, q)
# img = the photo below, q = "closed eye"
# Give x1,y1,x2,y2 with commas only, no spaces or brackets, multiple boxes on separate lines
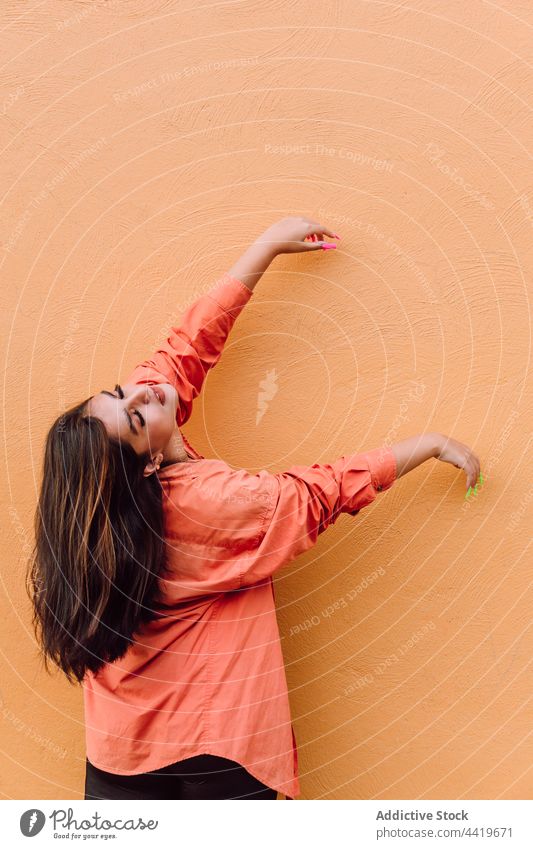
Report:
114,384,145,429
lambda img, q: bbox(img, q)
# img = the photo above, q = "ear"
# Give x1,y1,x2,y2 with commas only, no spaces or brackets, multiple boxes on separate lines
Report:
143,453,164,478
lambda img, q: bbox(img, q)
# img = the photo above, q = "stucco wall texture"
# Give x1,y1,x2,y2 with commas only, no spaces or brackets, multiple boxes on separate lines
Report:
1,0,532,801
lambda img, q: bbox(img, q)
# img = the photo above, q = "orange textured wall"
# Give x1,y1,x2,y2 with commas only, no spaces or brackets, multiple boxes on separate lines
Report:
1,0,532,800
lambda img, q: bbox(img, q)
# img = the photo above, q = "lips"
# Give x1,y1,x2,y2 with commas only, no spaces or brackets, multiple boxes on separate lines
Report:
151,385,165,406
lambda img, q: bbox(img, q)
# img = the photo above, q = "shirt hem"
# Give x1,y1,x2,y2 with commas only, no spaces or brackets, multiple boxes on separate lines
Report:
86,747,299,799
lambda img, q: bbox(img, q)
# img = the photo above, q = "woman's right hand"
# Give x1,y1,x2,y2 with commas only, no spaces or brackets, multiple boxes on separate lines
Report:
435,434,481,491
254,215,339,255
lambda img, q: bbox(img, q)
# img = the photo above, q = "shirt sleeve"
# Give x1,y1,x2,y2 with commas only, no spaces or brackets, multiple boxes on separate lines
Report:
124,272,253,426
237,445,397,589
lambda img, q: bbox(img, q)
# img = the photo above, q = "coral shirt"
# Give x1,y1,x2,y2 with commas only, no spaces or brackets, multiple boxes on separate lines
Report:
82,272,397,799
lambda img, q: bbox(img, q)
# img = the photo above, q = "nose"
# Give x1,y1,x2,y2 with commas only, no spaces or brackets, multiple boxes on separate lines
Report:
127,384,151,404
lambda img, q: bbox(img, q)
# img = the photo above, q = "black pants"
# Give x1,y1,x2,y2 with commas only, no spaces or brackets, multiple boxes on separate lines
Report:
84,754,278,800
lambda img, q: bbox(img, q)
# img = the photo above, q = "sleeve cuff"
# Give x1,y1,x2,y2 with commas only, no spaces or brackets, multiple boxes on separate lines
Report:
364,445,397,493
206,272,254,314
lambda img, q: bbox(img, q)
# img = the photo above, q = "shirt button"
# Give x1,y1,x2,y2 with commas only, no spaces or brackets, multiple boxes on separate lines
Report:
377,484,383,492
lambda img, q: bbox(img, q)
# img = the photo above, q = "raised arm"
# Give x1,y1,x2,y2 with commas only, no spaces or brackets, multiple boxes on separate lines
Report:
237,431,481,588
161,442,398,599
126,272,255,426
125,215,339,425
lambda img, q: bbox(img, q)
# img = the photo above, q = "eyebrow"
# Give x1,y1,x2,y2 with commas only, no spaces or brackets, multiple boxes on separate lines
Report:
100,384,138,435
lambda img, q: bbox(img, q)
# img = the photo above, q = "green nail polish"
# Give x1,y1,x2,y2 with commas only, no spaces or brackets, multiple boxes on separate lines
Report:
464,471,485,500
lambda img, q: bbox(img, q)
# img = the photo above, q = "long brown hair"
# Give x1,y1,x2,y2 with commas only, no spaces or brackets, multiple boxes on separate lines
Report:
26,398,170,685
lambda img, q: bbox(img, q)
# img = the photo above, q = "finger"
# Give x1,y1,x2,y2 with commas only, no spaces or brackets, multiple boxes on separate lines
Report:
299,241,322,251
301,240,337,251
307,222,339,240
467,462,478,490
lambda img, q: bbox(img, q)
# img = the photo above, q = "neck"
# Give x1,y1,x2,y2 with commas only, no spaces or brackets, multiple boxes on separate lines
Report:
161,426,191,465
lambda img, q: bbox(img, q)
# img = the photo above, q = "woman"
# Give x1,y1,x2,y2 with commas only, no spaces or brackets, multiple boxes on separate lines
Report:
27,215,481,800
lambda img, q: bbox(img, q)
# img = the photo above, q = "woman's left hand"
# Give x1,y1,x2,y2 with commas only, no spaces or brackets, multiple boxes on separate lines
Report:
254,215,340,255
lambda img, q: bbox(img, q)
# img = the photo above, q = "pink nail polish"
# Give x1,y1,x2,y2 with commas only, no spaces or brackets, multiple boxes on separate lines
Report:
332,233,341,239
321,243,337,250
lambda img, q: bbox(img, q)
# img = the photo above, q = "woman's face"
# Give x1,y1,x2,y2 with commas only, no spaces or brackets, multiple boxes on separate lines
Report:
86,382,179,470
